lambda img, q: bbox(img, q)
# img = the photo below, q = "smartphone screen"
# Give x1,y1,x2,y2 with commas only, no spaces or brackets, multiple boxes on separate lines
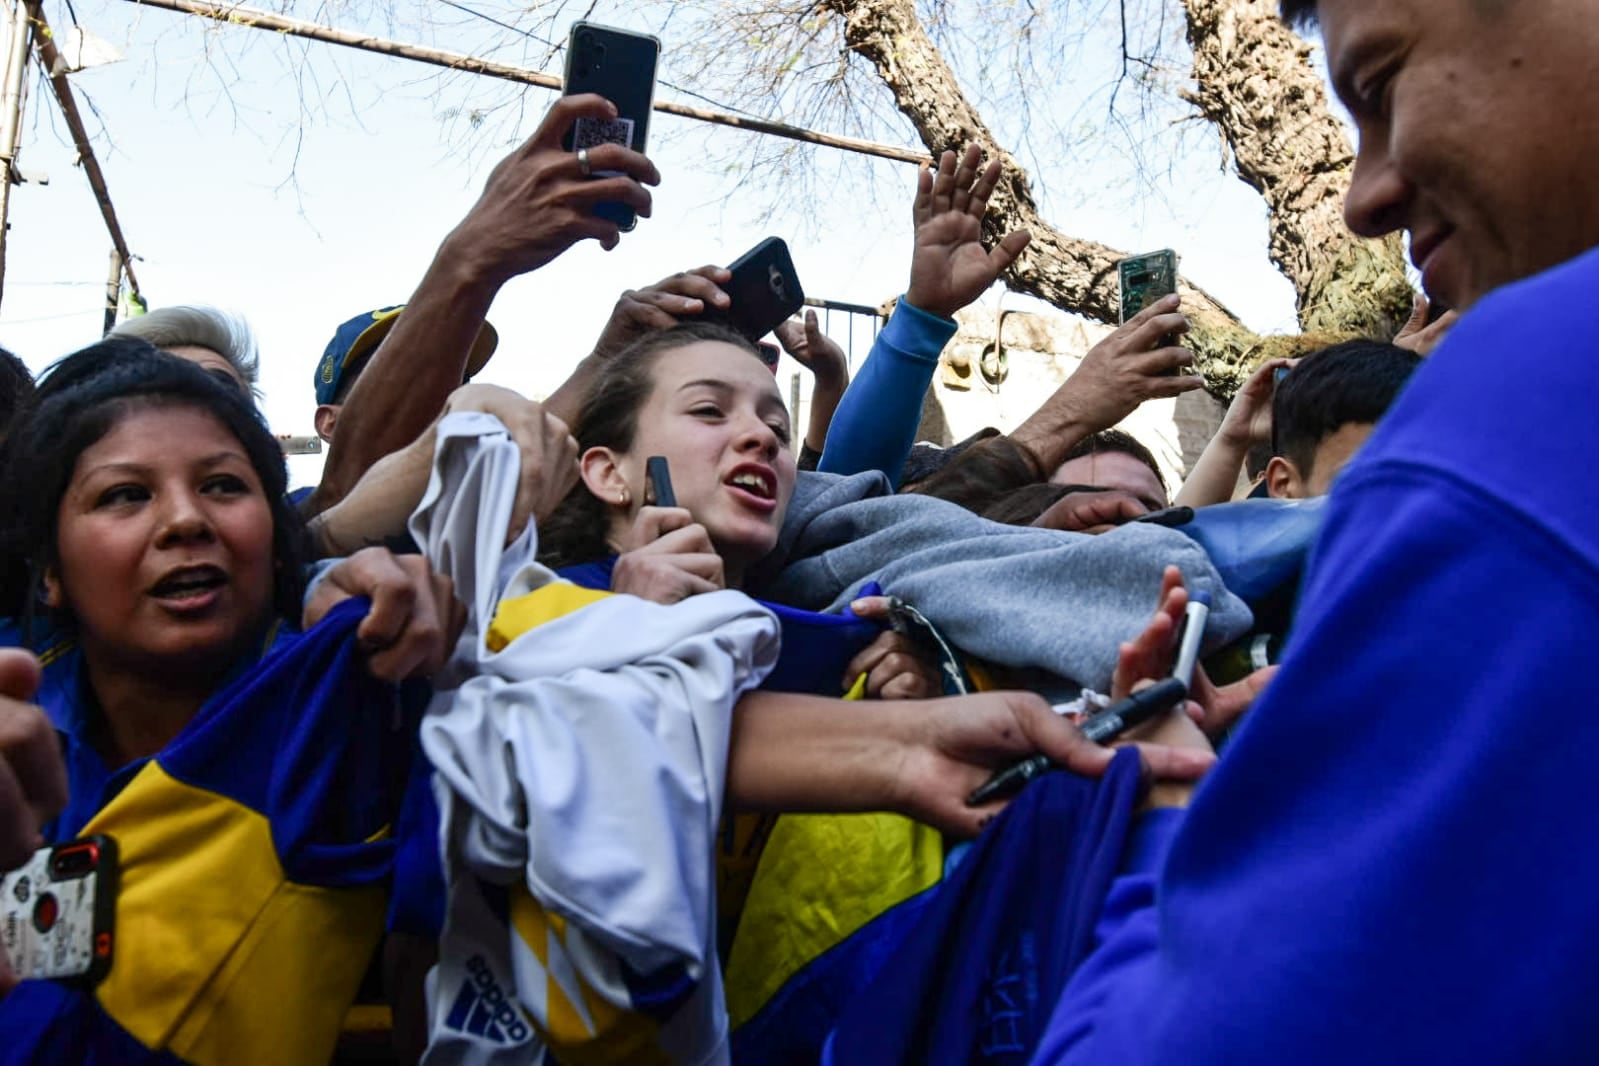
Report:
561,23,661,232
1117,250,1179,324
1118,249,1181,372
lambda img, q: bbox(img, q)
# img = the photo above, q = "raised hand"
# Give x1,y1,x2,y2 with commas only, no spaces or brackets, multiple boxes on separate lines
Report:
773,310,848,386
1112,566,1276,738
590,266,734,360
1216,357,1297,451
448,94,662,286
904,144,1032,321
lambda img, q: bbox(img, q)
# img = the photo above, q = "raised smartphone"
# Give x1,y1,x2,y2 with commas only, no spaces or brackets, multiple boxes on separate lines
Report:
702,237,806,344
1117,249,1179,323
1118,248,1181,372
561,22,661,232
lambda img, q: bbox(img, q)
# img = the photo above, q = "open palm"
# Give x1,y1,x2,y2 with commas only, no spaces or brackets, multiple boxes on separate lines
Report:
905,143,1032,320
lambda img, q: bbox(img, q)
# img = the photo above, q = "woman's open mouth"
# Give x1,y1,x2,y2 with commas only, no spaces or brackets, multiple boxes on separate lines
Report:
725,464,778,512
148,565,228,610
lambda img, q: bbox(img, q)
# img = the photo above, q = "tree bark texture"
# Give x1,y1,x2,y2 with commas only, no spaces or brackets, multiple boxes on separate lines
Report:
821,0,1262,393
822,0,1410,394
1180,0,1411,336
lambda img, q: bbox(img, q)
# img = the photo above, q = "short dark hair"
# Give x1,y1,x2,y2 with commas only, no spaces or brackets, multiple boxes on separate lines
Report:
1272,339,1421,476
1279,0,1318,27
0,337,307,630
0,346,32,442
1059,428,1167,495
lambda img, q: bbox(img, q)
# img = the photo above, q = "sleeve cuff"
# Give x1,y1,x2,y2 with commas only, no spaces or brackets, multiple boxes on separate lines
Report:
878,297,959,365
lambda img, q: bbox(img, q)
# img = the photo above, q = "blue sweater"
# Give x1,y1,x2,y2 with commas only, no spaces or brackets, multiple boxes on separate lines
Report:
1034,245,1599,1063
818,299,957,488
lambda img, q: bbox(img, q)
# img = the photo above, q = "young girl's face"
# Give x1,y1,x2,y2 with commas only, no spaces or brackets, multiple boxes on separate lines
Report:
48,403,277,673
623,341,798,566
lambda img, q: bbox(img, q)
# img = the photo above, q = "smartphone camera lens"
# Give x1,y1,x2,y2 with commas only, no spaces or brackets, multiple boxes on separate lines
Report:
49,843,96,880
768,265,786,299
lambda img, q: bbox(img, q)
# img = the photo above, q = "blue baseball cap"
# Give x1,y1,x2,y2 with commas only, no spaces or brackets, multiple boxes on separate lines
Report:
315,305,498,405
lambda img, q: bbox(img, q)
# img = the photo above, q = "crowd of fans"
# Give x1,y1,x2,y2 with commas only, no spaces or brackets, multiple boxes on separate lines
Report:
0,0,1591,1061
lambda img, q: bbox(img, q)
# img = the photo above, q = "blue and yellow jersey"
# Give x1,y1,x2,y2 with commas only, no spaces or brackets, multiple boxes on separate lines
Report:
0,599,425,1066
555,558,958,1036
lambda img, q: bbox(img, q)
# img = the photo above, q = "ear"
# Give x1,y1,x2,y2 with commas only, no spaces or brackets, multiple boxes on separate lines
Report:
313,405,340,444
579,446,631,508
1264,455,1304,500
39,566,64,610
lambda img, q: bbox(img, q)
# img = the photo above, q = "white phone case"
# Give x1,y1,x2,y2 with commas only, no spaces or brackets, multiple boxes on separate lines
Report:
1,838,114,982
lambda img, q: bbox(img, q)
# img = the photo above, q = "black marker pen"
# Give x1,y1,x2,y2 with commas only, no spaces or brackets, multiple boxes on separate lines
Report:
645,456,676,508
965,677,1189,807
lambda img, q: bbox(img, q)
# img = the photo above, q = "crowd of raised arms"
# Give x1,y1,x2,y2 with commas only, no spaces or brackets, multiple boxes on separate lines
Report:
0,0,1592,1062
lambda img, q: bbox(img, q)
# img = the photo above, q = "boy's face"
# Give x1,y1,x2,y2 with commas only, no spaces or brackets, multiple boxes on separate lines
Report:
1267,422,1375,499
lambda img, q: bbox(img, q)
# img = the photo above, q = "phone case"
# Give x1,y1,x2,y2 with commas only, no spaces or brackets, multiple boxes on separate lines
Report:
561,22,662,232
704,237,806,343
1,836,117,983
1117,249,1179,324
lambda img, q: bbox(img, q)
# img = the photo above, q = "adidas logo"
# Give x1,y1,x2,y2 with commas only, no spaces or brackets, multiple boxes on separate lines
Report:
444,954,532,1044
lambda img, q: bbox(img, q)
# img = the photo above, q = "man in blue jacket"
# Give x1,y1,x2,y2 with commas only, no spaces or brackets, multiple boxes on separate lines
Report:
1035,0,1599,1062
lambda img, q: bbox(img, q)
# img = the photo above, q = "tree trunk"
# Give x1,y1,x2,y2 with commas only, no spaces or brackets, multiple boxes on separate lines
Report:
821,0,1260,392
822,0,1410,394
1180,0,1411,335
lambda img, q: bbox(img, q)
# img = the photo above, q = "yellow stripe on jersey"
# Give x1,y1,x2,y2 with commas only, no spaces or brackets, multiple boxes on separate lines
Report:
508,888,674,1065
85,762,385,1066
486,583,615,652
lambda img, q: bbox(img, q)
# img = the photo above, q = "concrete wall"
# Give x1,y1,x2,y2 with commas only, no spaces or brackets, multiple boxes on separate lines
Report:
915,305,1229,493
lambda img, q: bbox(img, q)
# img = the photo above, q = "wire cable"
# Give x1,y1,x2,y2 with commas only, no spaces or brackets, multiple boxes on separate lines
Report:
435,0,768,121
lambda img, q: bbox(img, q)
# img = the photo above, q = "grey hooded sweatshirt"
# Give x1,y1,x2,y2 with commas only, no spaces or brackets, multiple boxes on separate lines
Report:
745,470,1253,693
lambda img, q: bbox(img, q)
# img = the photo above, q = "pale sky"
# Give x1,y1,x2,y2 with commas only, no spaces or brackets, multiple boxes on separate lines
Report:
0,0,1302,489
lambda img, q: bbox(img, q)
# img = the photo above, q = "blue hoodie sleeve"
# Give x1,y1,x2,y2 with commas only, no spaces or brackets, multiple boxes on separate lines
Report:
817,299,957,487
1031,248,1599,1065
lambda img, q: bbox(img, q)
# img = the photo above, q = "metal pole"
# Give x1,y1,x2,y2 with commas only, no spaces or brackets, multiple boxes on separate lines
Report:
123,0,932,167
27,2,142,304
103,246,122,335
0,0,32,310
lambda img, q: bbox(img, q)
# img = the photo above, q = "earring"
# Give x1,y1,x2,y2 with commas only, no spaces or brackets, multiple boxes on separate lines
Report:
618,487,630,507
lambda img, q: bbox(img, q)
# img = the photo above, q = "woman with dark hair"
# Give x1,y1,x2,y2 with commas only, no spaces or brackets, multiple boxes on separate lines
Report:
0,338,460,1063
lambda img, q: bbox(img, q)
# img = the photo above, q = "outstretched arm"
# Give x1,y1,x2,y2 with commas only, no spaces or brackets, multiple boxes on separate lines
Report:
819,145,1030,486
307,94,660,514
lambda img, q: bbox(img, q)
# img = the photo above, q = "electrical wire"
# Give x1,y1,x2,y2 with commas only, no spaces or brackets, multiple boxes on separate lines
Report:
435,0,768,121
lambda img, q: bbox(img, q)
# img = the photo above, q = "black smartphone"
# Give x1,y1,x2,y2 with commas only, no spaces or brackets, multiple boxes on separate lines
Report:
702,238,806,343
646,455,676,508
1118,249,1181,372
755,341,781,372
0,835,118,983
561,22,661,233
